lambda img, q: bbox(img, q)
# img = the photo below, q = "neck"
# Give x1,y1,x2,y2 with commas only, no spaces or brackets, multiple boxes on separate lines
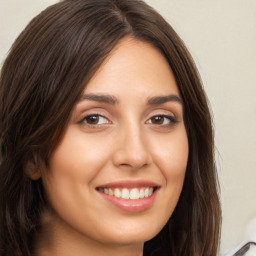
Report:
35,210,144,256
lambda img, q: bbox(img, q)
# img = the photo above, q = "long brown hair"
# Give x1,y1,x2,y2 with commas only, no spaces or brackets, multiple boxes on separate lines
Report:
0,0,221,255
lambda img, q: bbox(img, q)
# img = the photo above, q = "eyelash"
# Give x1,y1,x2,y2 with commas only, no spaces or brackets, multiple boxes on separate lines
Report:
79,114,110,126
79,114,178,128
147,115,178,127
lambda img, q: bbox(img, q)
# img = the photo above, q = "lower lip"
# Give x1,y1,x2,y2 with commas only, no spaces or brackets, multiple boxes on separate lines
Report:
98,190,158,213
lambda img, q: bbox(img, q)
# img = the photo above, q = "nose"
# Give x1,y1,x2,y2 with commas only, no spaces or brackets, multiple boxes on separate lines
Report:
112,125,151,170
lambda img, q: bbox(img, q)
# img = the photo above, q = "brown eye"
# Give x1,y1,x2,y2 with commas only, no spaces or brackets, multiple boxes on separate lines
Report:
151,116,165,125
82,115,109,125
148,115,177,125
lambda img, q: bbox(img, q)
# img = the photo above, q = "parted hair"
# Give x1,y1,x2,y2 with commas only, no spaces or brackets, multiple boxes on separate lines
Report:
0,0,221,255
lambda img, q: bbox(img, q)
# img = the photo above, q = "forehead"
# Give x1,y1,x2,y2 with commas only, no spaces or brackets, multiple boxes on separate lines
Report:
84,37,180,98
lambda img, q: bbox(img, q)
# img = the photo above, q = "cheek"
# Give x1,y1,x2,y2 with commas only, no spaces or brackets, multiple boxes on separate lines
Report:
48,129,112,181
41,130,112,211
152,128,189,179
151,128,188,206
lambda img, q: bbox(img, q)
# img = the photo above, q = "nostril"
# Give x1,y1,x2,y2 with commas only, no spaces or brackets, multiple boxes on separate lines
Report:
112,132,151,169
119,162,148,171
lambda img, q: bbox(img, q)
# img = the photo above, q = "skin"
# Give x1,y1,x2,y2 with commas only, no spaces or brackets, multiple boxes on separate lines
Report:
35,37,189,256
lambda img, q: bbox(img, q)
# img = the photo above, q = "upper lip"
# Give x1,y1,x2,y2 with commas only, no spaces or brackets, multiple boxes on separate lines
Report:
97,180,161,189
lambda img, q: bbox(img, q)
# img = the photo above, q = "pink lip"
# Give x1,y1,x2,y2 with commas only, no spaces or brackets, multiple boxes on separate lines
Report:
96,180,160,213
98,190,158,212
98,180,160,188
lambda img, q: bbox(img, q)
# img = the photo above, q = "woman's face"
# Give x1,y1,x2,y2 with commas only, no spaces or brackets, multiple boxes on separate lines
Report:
41,38,189,247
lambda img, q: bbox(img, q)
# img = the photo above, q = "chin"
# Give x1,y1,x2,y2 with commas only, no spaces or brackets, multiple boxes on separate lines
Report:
99,221,164,246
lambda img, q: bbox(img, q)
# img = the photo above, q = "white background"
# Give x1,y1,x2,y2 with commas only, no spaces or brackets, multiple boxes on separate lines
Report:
1,0,256,255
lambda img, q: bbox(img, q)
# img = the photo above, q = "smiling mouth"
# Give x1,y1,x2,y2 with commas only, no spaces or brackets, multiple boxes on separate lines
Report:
97,187,157,200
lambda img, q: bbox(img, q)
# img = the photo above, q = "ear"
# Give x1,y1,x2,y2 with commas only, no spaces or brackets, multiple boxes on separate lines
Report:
25,160,41,180
24,153,42,180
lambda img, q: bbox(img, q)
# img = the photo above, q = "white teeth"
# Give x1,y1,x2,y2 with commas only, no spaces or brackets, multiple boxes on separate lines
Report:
144,188,149,197
99,187,155,200
114,188,121,198
130,188,140,200
121,188,129,199
139,188,145,199
109,188,114,196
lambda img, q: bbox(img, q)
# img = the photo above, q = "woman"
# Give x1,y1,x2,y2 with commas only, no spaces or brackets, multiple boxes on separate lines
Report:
0,0,221,255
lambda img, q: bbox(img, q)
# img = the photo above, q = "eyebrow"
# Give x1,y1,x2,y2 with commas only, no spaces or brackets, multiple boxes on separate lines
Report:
78,93,183,105
79,94,119,105
147,94,183,105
